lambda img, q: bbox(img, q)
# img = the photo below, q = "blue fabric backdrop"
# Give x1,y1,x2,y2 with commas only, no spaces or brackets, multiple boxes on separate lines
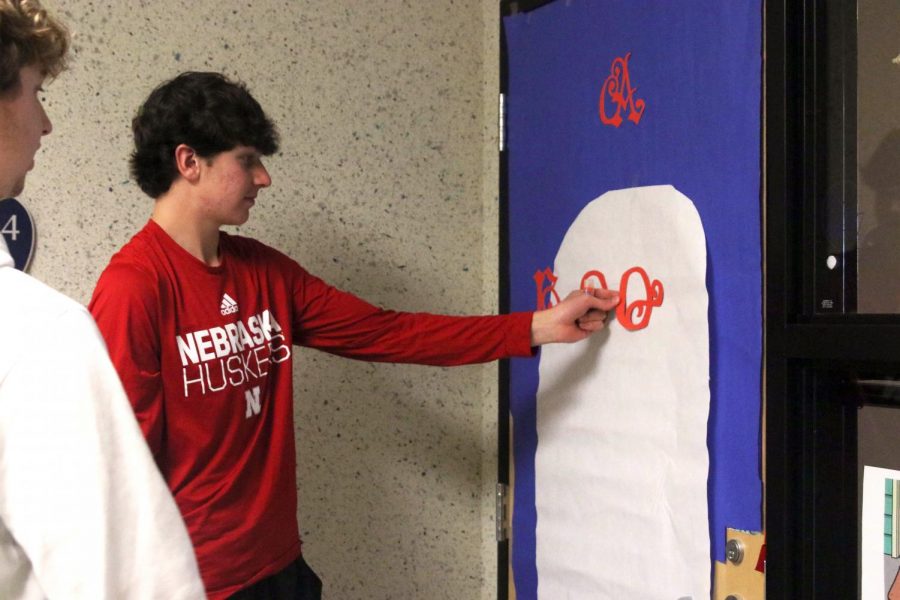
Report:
504,1,762,596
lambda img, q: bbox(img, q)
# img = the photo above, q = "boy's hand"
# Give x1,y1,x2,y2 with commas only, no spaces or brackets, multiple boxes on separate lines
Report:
530,288,620,346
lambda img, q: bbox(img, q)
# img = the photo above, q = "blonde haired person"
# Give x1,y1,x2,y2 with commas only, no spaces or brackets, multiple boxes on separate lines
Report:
0,1,205,598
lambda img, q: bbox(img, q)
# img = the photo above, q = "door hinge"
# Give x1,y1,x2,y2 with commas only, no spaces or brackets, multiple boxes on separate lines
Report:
498,93,506,153
496,482,509,542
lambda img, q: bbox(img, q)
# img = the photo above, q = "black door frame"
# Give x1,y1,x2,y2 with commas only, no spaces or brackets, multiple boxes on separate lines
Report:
767,0,900,597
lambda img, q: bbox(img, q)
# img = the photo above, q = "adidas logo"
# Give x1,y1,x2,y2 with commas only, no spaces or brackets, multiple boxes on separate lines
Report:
220,293,239,316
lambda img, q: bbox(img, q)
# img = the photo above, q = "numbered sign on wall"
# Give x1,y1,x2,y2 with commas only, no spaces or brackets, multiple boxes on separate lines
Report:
0,198,36,271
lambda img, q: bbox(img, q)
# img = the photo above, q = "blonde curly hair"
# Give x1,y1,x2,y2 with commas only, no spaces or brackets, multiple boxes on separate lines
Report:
0,0,68,94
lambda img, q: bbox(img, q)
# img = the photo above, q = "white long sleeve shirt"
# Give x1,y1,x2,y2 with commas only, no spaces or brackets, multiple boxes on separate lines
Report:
0,237,206,599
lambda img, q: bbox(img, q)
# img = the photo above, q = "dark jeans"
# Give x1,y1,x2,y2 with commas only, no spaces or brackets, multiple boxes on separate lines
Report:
228,556,322,600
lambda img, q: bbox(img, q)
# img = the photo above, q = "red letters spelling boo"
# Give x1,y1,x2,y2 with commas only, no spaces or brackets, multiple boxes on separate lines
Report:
533,266,664,331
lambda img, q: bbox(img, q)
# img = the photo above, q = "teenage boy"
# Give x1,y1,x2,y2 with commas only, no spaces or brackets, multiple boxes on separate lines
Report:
89,70,619,600
0,2,205,598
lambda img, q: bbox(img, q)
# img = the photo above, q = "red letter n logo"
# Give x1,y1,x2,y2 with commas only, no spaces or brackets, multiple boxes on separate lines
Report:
244,386,261,418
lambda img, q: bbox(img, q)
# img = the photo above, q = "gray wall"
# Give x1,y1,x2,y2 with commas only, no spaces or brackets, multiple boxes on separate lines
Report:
23,2,500,598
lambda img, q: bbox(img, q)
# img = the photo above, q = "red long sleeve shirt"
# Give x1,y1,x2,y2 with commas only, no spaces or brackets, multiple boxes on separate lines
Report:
89,220,534,598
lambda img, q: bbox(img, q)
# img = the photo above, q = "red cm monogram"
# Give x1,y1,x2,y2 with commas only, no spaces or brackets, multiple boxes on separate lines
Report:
599,52,646,128
534,266,664,331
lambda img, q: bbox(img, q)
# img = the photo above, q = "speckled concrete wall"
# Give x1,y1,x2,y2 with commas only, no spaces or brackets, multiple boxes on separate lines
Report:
21,1,501,598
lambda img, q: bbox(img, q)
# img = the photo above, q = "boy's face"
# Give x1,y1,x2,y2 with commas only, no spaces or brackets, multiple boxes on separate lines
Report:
196,145,271,227
0,65,52,198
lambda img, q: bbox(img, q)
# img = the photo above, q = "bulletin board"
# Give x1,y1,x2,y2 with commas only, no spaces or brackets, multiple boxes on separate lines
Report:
502,1,763,597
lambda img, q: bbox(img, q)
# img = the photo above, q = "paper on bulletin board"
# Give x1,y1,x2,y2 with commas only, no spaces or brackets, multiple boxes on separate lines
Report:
535,185,710,599
862,465,900,600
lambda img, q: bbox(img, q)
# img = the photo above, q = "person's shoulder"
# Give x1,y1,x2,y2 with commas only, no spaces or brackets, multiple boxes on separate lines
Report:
106,224,157,267
0,267,99,376
0,266,87,323
90,257,161,321
96,226,163,291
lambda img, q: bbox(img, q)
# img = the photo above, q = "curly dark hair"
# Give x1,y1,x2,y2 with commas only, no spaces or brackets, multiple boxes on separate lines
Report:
130,71,280,198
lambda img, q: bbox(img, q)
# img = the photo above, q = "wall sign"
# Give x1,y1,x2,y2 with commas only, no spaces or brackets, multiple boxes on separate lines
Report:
0,198,36,271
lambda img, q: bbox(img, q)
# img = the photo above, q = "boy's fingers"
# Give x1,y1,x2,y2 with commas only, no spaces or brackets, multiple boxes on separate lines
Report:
592,287,619,300
587,288,619,311
576,308,610,331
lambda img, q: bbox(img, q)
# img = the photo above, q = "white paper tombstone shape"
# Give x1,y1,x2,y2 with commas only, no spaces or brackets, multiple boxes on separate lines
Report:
535,185,710,600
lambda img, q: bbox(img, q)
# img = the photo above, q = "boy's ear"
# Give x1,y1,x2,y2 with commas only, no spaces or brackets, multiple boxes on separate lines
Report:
173,144,201,183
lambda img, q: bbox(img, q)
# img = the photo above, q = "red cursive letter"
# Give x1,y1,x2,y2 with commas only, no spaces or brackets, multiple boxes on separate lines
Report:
599,52,646,128
533,268,560,310
580,270,609,292
616,266,664,331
